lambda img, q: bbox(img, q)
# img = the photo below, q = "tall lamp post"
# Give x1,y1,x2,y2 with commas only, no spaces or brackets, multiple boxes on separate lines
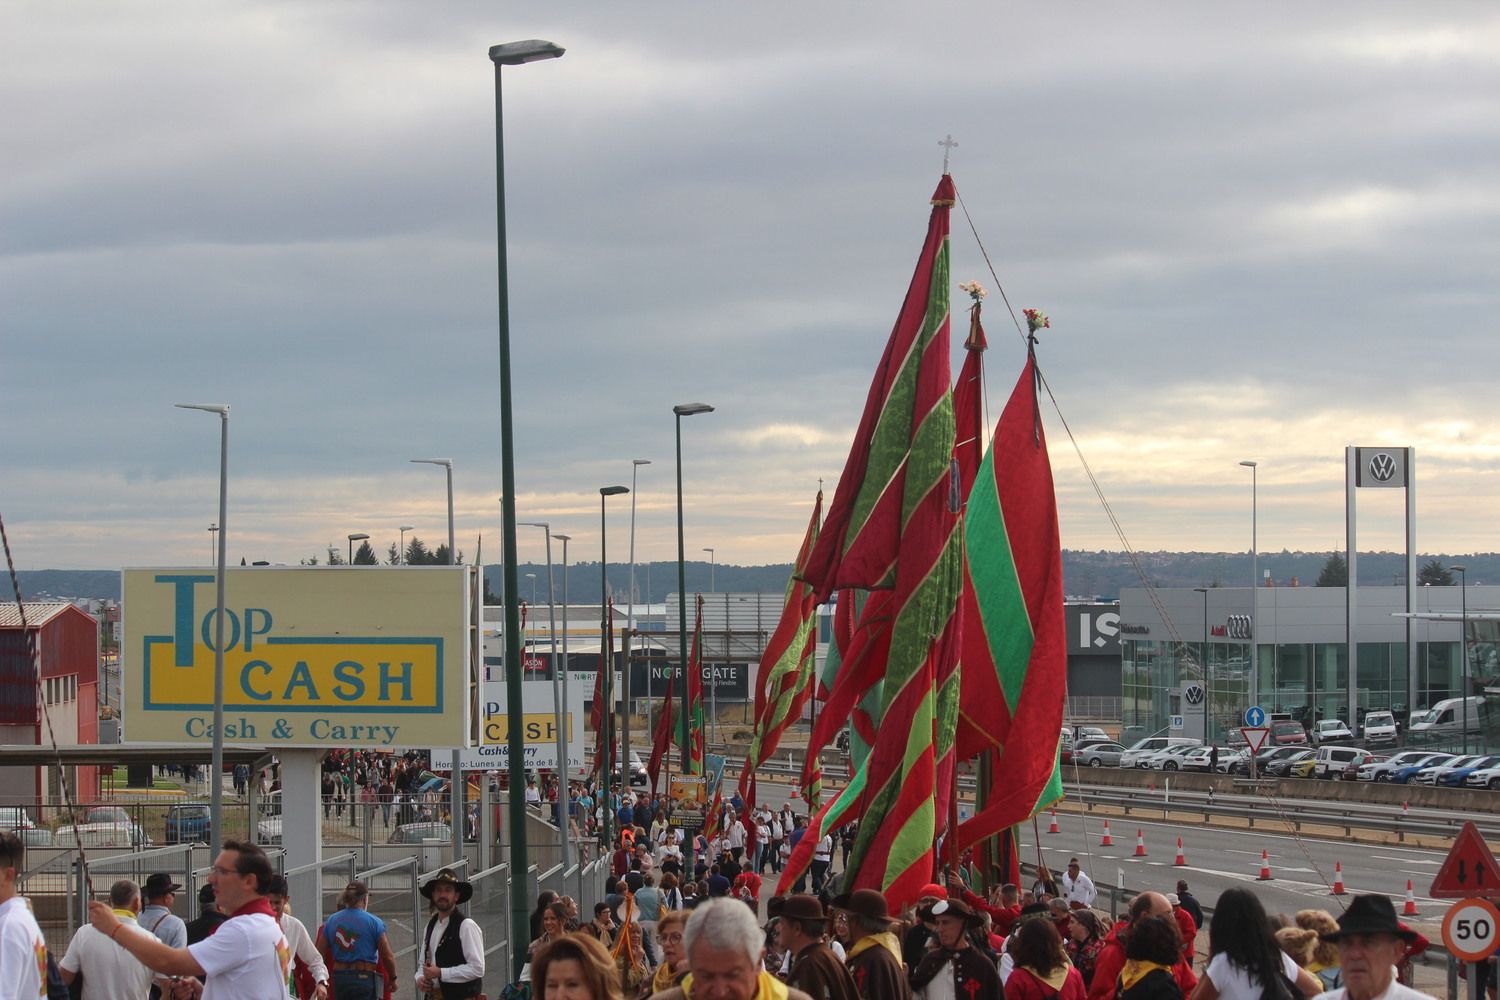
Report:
347,533,369,565
703,548,715,592
1453,564,1470,752
600,485,630,840
1239,460,1258,703
176,402,229,851
674,401,714,877
489,38,564,975
208,524,218,565
410,456,459,858
519,521,571,878
399,525,414,565
554,532,576,896
702,547,716,741
628,460,650,736
1194,587,1210,744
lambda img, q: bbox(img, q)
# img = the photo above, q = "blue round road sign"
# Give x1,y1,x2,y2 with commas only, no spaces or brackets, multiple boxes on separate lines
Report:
1245,706,1266,727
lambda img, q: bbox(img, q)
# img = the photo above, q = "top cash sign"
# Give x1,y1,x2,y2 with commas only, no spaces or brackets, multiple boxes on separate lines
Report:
123,566,470,748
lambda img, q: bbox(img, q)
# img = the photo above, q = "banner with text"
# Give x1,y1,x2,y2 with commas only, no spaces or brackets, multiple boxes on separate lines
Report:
474,678,586,769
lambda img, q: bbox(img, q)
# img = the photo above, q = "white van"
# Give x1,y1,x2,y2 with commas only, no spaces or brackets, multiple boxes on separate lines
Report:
1408,697,1486,738
1120,736,1200,768
1360,711,1398,746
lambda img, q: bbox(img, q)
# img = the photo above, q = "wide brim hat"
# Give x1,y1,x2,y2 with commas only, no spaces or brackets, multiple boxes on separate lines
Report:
1318,895,1416,943
144,873,181,895
420,868,473,904
780,894,827,923
832,889,899,929
918,897,981,927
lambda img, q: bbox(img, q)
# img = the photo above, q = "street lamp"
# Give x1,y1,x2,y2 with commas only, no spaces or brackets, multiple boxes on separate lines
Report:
1194,587,1210,744
208,524,218,566
519,521,571,880
175,402,228,852
399,525,414,565
600,485,630,841
553,532,576,898
526,572,538,608
490,40,564,975
703,548,715,592
409,459,456,561
627,460,650,723
1453,564,1470,752
347,533,369,565
1239,460,1258,710
674,401,713,876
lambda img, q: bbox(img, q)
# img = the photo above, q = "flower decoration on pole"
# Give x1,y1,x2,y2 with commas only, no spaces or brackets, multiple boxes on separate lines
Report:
1023,308,1051,345
958,280,987,302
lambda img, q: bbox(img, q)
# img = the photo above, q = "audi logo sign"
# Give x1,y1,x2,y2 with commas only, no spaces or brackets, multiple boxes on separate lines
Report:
1226,614,1253,640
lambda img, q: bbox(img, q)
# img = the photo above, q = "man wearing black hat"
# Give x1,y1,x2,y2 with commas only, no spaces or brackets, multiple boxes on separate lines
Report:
909,898,1002,1000
415,869,484,998
139,872,187,999
1314,895,1435,1000
833,889,911,1000
778,895,859,1000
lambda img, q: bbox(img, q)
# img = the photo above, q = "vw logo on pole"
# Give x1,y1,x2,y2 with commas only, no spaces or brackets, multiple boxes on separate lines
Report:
1369,452,1397,482
1183,682,1205,706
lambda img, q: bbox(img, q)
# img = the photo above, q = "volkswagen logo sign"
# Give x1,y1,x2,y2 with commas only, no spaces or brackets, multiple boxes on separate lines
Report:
1183,682,1205,706
1368,452,1397,483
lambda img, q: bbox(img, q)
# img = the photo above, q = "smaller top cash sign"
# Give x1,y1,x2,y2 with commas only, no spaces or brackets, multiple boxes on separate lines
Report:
123,567,470,748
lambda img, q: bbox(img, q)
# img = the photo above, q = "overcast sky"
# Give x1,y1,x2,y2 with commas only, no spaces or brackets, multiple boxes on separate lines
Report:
4,2,1498,575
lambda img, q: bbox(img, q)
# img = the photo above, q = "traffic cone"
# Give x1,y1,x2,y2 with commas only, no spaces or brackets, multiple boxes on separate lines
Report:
1048,809,1060,834
1100,820,1114,847
1402,801,1409,821
1174,837,1187,866
1257,849,1272,880
789,787,799,800
1332,862,1346,896
1403,879,1419,916
1134,830,1148,857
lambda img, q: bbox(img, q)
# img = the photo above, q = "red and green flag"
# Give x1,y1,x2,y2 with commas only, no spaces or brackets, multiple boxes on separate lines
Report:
954,344,1067,853
685,594,706,775
647,660,675,790
739,491,823,805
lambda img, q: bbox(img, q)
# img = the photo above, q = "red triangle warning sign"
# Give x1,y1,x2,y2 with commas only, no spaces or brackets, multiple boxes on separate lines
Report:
1431,821,1500,899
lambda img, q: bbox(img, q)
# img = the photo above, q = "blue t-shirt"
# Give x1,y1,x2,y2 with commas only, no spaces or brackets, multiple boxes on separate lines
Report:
323,907,385,964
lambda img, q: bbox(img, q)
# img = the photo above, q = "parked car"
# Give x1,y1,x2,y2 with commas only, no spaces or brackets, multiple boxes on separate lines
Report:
1360,711,1399,746
1312,746,1374,779
164,803,211,844
388,822,453,845
1219,749,1253,774
1287,757,1319,779
0,807,35,831
1342,754,1386,780
56,806,150,847
1358,749,1445,782
1177,746,1218,772
1310,719,1355,747
1266,750,1316,777
1121,737,1201,768
1437,754,1500,788
1270,720,1308,746
1408,698,1487,741
1071,726,1110,744
1390,753,1457,784
1464,764,1500,791
1412,754,1486,785
1149,745,1202,771
1256,745,1312,771
1077,742,1127,768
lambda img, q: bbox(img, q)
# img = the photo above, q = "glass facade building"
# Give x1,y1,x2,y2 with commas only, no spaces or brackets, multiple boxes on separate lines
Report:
1117,585,1500,743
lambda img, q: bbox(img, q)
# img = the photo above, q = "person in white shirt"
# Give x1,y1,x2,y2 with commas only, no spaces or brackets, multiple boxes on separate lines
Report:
1061,858,1097,908
725,813,747,863
0,832,48,1000
811,834,834,894
61,879,157,999
90,839,291,1000
266,876,328,1000
753,817,772,872
415,869,485,995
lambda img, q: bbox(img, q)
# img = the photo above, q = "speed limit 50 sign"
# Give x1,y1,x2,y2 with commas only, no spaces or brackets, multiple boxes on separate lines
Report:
1442,898,1500,962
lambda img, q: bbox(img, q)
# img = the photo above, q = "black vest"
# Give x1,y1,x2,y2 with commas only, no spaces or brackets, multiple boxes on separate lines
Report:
424,910,482,999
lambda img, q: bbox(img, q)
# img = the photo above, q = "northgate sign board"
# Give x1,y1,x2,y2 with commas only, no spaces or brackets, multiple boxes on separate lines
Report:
123,567,470,747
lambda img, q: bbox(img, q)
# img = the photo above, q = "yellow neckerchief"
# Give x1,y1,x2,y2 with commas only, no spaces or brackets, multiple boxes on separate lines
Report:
847,931,903,964
111,908,136,922
1120,960,1174,991
651,960,682,994
1021,959,1075,992
682,970,789,1000
1307,960,1330,974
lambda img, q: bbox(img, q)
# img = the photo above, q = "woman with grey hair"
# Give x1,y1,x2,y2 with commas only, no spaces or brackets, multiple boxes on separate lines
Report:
646,899,814,1000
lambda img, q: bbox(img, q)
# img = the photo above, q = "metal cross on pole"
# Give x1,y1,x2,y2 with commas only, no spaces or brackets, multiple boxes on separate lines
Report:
939,134,959,173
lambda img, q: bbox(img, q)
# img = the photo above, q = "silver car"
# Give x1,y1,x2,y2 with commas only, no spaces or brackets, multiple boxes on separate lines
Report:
1077,741,1126,768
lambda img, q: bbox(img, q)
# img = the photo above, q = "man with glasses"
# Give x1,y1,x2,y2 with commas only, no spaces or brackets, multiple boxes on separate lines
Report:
90,840,290,999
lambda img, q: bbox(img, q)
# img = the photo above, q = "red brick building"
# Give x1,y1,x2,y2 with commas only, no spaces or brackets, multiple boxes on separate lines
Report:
0,603,100,803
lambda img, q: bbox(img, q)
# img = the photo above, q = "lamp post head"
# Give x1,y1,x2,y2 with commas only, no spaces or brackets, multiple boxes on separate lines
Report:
518,521,551,533
175,402,229,416
1239,460,1257,469
600,486,630,497
410,458,453,470
633,459,651,466
348,533,370,542
703,548,714,556
1451,564,1467,575
553,534,571,542
673,402,714,417
400,524,414,532
489,39,565,65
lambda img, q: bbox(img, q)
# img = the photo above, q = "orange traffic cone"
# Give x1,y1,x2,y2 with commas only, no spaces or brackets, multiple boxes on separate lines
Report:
1257,848,1272,880
1134,830,1148,857
1048,809,1060,834
789,787,800,800
1403,879,1419,916
1174,837,1187,866
1332,862,1346,896
1100,820,1114,847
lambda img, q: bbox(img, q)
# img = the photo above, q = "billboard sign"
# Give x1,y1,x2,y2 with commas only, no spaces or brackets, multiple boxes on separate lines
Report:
475,678,586,769
123,567,469,748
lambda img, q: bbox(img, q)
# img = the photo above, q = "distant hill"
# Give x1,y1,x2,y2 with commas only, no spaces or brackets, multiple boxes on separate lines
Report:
17,552,1498,606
